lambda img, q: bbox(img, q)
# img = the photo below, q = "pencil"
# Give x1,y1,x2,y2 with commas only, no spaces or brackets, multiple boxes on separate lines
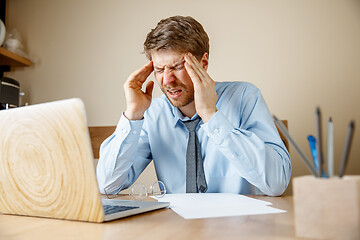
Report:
338,121,355,177
327,117,334,177
315,107,324,177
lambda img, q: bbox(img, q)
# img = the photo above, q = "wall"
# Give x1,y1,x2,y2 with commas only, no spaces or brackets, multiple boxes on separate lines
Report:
6,0,360,194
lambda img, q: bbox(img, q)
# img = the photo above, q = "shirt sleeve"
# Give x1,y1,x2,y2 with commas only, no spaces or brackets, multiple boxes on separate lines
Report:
96,113,152,194
201,86,291,196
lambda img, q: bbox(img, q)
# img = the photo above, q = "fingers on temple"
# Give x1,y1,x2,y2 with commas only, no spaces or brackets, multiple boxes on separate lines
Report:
187,54,209,79
130,61,154,83
184,61,202,84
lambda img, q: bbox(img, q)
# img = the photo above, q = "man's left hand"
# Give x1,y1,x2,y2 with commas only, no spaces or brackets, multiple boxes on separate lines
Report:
184,53,217,123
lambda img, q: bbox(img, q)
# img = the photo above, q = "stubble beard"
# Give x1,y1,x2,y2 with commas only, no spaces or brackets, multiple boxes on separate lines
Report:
160,84,194,108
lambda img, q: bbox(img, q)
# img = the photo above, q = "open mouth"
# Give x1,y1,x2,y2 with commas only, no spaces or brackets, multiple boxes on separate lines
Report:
167,89,182,98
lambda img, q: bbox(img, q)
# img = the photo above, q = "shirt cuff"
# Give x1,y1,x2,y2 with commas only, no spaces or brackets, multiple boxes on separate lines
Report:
114,112,144,141
201,110,234,145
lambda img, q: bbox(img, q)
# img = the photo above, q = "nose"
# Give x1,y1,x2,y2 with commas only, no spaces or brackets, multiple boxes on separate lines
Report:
163,67,175,85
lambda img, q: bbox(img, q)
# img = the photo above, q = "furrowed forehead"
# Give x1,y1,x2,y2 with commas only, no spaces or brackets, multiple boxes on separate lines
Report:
153,57,185,69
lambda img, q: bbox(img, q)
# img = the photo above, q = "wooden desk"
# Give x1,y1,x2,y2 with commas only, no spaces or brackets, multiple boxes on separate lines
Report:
0,195,304,240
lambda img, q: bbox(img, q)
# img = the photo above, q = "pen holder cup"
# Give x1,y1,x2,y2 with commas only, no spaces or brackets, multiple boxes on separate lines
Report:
293,175,360,240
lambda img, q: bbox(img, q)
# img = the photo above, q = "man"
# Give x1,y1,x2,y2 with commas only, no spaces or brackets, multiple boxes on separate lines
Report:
97,16,291,196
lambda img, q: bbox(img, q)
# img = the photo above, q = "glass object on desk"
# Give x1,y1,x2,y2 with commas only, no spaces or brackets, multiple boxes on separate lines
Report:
104,181,166,200
131,181,166,200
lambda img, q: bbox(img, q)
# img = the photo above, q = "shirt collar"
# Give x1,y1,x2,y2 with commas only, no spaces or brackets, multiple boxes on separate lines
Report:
167,99,201,127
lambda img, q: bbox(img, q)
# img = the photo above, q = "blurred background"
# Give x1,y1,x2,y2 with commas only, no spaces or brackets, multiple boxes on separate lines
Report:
4,0,360,194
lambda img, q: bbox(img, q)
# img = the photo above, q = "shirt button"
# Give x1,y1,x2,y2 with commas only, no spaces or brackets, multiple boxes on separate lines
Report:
233,129,241,134
132,130,137,135
214,128,220,134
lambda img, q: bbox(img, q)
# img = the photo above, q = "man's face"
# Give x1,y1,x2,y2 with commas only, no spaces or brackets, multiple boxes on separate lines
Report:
152,50,195,108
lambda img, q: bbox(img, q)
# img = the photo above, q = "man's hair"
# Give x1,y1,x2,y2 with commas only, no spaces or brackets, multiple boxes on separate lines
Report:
144,16,209,60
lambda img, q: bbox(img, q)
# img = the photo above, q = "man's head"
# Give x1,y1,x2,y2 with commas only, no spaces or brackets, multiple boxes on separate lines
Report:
144,16,210,114
144,16,209,61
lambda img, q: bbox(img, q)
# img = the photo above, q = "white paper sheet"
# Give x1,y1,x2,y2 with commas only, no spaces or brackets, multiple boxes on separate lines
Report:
153,193,286,219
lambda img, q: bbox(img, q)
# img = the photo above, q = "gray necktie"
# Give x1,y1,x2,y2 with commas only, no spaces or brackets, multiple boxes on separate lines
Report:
183,117,207,193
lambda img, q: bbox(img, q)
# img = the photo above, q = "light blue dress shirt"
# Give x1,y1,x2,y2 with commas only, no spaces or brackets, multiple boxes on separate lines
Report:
96,81,291,196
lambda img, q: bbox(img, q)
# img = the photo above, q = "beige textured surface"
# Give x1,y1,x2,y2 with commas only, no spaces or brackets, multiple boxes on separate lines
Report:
0,99,104,222
293,175,360,240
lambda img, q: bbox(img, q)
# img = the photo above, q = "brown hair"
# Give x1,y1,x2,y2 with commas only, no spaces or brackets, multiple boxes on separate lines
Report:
144,16,209,60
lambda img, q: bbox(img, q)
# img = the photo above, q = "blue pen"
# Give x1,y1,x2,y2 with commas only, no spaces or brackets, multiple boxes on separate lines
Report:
307,135,319,175
307,135,326,178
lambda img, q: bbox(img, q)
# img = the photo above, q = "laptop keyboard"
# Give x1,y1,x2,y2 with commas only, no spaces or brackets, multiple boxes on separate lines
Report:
103,204,139,215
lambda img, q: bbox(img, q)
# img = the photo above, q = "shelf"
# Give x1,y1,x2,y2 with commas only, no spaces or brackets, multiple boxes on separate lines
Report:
0,47,32,67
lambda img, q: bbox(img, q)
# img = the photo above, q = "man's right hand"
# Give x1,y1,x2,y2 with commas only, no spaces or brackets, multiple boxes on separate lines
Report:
124,61,154,120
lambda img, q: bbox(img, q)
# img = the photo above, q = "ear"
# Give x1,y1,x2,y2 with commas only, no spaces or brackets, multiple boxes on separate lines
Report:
200,53,209,71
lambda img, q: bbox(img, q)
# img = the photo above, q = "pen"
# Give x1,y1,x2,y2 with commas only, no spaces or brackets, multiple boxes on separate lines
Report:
327,117,334,177
273,115,317,176
315,107,325,177
307,135,320,177
338,121,355,177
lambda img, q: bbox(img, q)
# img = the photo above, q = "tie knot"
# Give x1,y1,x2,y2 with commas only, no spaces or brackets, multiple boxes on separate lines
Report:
183,117,200,132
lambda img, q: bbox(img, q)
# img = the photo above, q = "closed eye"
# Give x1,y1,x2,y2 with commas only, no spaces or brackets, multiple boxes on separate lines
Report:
154,68,164,74
154,60,185,74
174,65,184,71
172,61,185,71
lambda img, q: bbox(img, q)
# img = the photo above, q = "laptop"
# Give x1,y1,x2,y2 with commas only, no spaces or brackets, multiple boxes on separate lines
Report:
0,98,169,222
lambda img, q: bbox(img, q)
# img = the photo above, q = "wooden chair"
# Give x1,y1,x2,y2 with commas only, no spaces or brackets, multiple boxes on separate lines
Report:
88,126,116,158
277,120,289,152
